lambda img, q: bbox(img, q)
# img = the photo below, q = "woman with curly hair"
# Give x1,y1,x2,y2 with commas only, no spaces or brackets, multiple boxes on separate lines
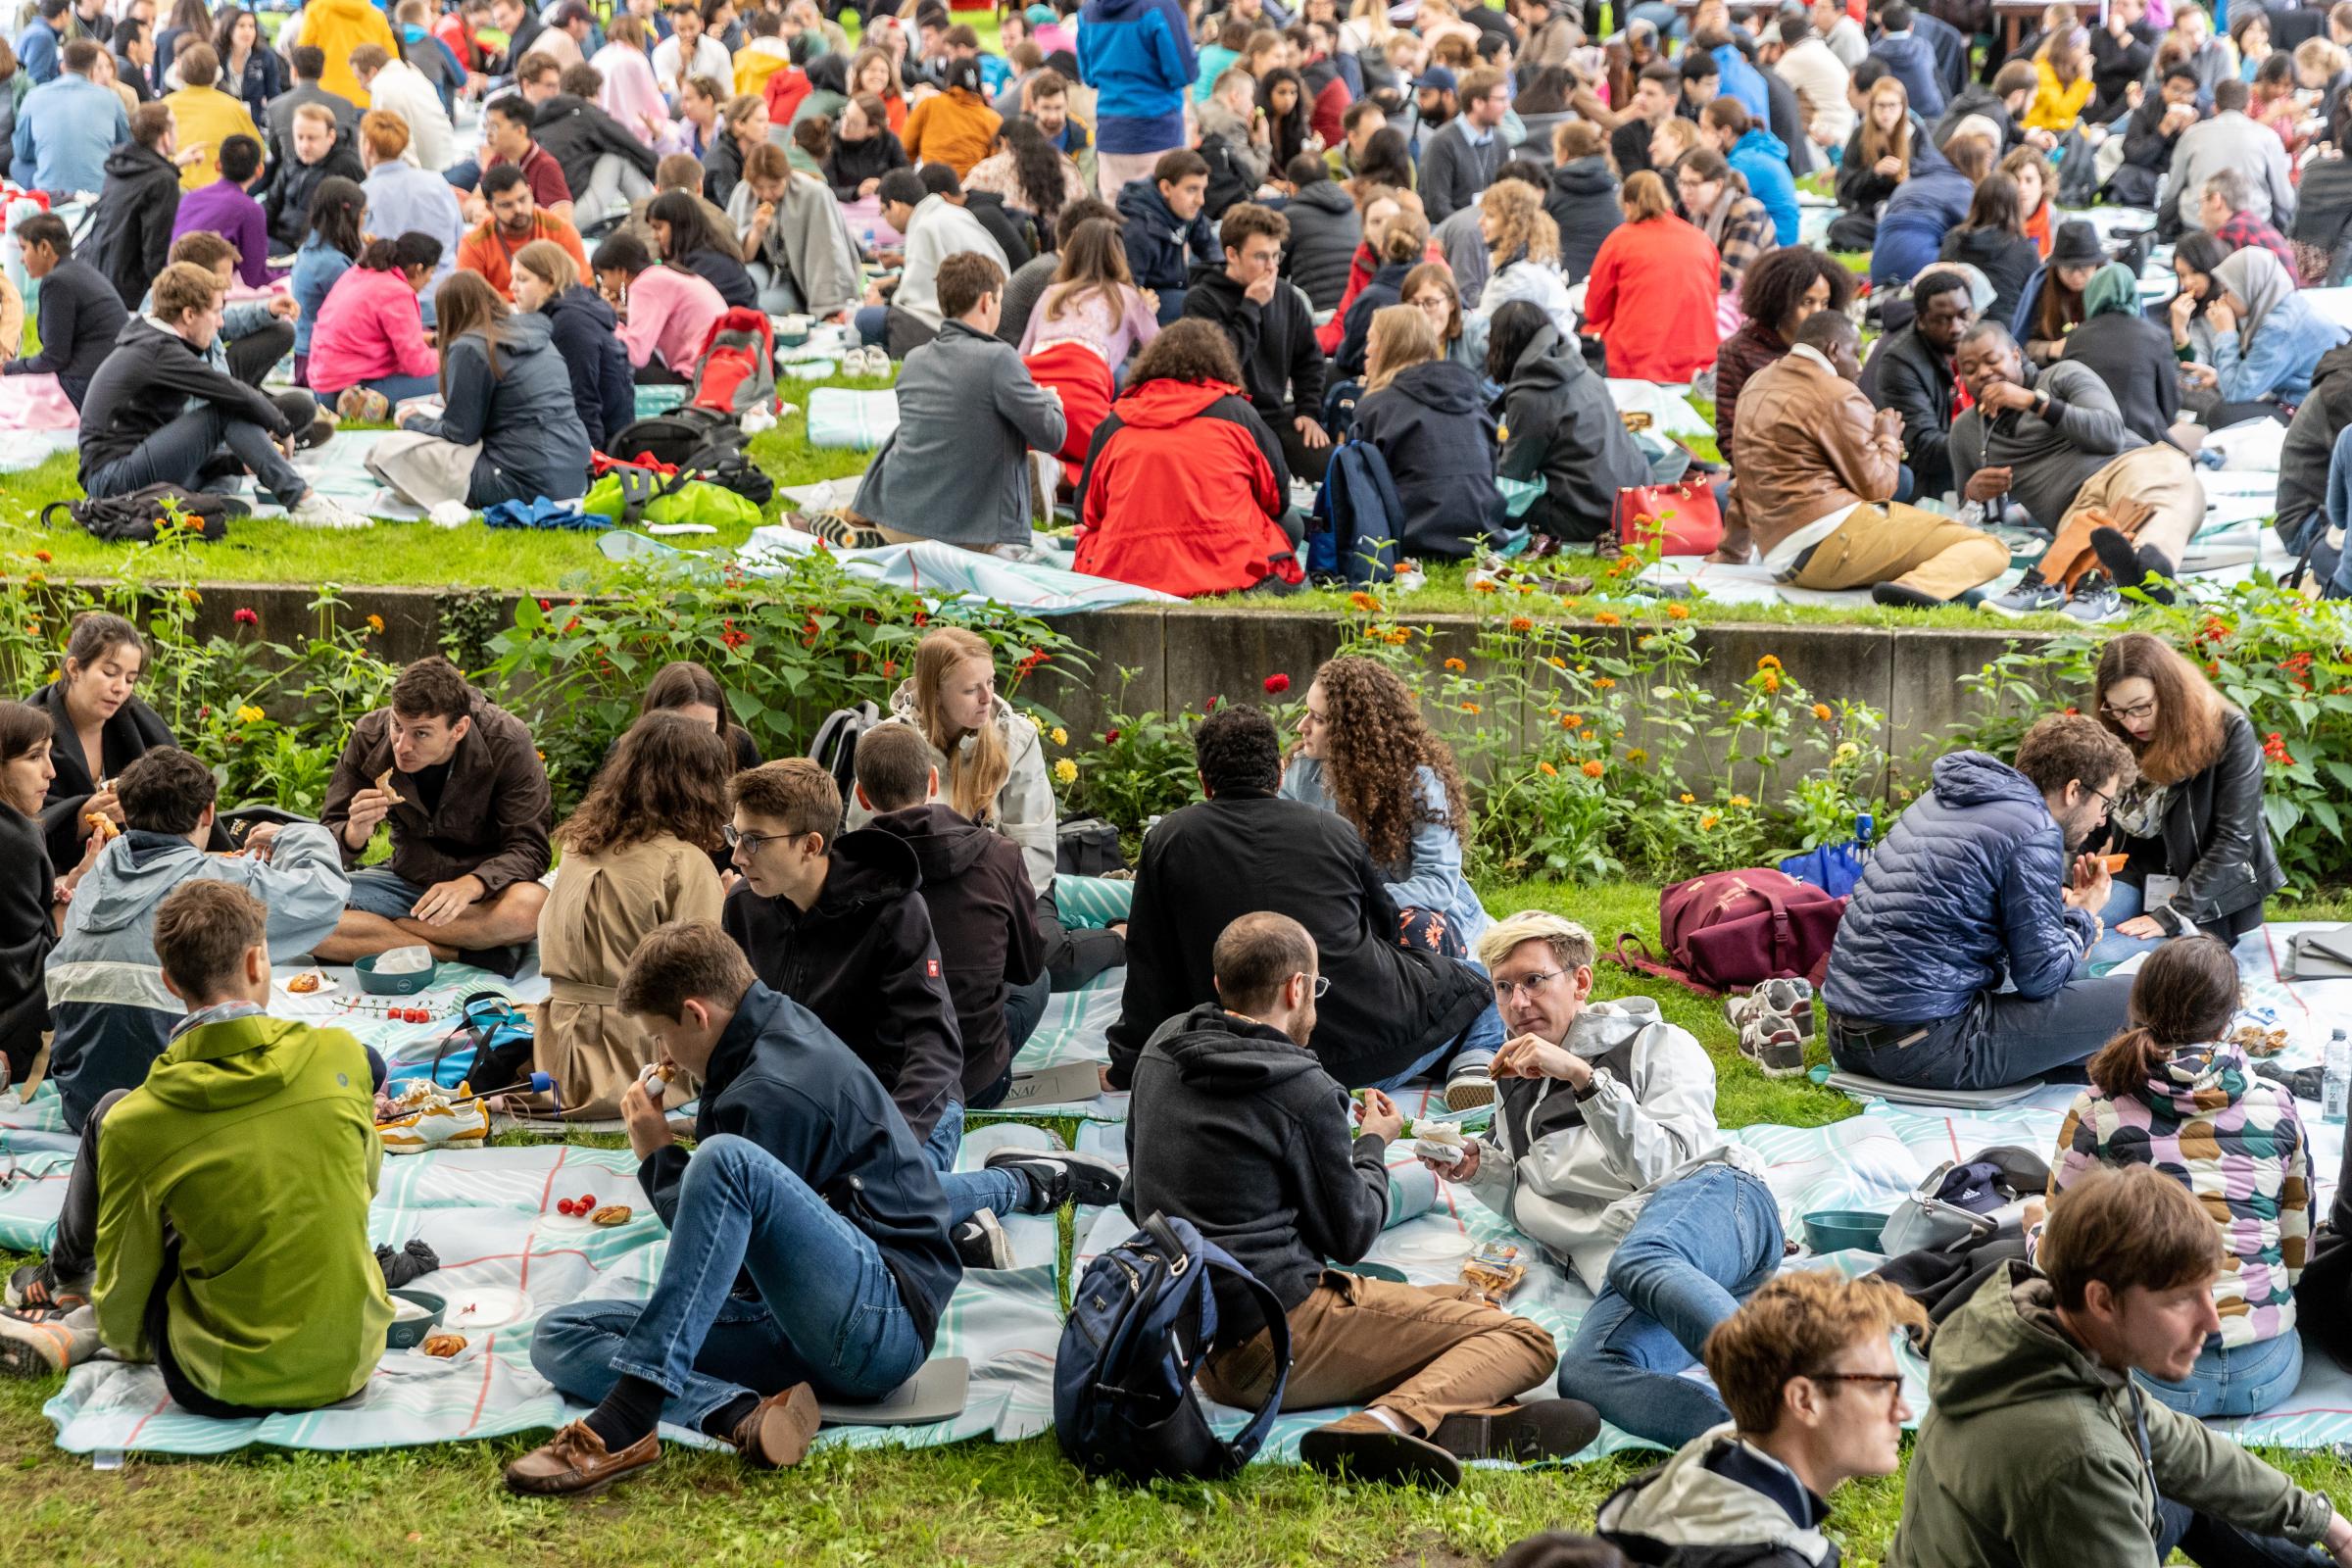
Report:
1464,179,1576,366
1283,655,1505,1107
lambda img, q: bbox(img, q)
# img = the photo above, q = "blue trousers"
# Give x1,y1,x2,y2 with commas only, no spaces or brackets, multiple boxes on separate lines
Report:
925,1101,1028,1226
2138,1330,2304,1420
85,398,313,509
2076,879,2173,975
528,1134,926,1427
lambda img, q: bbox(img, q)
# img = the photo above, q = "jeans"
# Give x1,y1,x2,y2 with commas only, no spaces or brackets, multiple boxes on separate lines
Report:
2155,1495,2336,1566
1829,972,2136,1091
529,1134,926,1426
748,260,804,315
2137,1330,2305,1419
318,371,441,404
2077,879,2173,975
344,865,432,920
1556,1163,1785,1447
443,158,480,191
923,1100,1028,1226
854,303,889,346
85,401,312,509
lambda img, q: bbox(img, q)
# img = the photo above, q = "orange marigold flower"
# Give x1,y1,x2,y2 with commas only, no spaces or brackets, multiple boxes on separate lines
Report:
1667,603,1690,619
1538,761,1558,777
1812,703,1834,720
1594,676,1616,689
1444,658,1468,672
1760,671,1782,693
1699,812,1720,830
1472,579,1500,594
1462,702,1483,714
1546,656,1566,669
1560,712,1583,729
1581,760,1605,778
1509,615,1533,632
1593,611,1622,626
1348,592,1381,612
1757,654,1783,670
1514,582,1536,596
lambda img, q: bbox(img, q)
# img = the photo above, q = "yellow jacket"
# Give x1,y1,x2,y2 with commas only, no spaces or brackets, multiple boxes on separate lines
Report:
302,0,399,106
161,85,261,189
2023,59,2093,131
733,39,794,99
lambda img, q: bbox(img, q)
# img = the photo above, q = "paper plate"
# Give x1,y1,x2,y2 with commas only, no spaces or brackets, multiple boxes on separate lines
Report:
1380,1231,1475,1266
442,1287,532,1332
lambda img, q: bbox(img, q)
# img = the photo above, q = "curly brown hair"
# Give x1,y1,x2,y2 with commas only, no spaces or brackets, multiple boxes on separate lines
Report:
1308,655,1470,867
556,710,734,857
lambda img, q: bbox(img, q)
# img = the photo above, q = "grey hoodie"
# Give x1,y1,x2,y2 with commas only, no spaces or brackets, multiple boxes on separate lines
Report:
1198,97,1269,189
1598,1426,1839,1567
44,822,349,1131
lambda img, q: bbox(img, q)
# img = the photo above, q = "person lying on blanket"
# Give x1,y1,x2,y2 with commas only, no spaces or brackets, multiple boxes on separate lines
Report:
513,918,962,1496
1121,909,1601,1492
1427,909,1784,1452
1589,1271,1928,1565
719,759,1116,1272
0,881,394,1410
1887,1165,2352,1568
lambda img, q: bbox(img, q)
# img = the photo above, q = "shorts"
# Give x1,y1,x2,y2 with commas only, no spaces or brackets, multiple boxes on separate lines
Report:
345,865,433,921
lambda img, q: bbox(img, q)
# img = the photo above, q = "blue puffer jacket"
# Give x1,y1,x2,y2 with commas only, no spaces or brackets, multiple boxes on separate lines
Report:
1822,751,2096,1025
1727,125,1799,247
1077,0,1198,154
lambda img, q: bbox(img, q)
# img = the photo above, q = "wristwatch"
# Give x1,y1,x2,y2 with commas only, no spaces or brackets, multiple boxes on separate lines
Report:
2033,386,2052,415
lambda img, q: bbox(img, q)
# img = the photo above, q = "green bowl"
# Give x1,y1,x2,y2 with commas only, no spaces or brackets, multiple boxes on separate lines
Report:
356,951,438,996
384,1289,446,1350
1802,1209,1889,1255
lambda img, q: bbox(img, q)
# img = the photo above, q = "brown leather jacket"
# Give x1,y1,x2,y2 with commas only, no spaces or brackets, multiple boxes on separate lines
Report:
1725,347,1901,562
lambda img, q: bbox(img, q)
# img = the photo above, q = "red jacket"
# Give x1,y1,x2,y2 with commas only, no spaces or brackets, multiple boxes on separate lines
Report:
1076,377,1297,598
762,67,812,126
1582,213,1722,382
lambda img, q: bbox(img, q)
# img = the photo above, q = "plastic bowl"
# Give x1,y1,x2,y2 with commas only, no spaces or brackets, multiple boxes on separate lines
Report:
384,1289,447,1350
1802,1209,1889,1254
356,951,439,996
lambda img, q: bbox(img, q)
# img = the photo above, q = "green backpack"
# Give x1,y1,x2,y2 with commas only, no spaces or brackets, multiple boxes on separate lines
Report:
583,468,763,532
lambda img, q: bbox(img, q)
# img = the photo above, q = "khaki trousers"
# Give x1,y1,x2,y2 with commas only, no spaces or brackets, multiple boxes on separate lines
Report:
2058,444,2205,567
1786,503,2013,601
1095,149,1169,199
1197,1270,1558,1437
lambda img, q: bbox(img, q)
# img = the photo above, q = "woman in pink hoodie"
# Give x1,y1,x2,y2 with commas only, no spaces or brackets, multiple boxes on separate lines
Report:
307,234,443,416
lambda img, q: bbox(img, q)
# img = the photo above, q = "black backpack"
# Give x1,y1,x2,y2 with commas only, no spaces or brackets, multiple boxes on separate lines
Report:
43,485,246,543
605,407,773,506
808,704,880,828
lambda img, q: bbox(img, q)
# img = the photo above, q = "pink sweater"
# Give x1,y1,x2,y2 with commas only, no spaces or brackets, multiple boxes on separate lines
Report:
306,267,438,393
616,264,726,372
1018,282,1159,367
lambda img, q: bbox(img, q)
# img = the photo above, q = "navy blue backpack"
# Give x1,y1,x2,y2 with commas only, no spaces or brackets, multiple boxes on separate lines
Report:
1054,1212,1293,1483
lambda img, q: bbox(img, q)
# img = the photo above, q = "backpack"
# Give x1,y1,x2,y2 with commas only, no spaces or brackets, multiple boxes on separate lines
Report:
603,406,775,507
690,307,779,416
389,992,537,1092
808,703,880,827
1606,868,1846,995
1054,1212,1293,1484
42,485,245,543
1307,439,1402,585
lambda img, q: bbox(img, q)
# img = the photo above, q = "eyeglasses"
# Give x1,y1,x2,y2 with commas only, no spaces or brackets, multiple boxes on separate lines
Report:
2098,699,2157,723
1805,1370,1906,1408
722,824,793,856
2081,782,2117,812
1494,968,1565,1001
1295,972,1332,999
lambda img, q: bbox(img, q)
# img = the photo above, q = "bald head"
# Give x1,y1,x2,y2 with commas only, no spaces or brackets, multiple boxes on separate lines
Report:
1212,912,1317,1018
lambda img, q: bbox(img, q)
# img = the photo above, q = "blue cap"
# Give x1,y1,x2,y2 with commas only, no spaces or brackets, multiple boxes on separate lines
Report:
1414,65,1457,91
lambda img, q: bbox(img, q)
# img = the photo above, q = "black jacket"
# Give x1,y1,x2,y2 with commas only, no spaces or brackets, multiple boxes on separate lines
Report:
1280,178,1359,314
1495,323,1649,546
1352,358,1506,559
867,802,1045,1103
962,189,1036,272
2062,310,2179,448
2106,710,2285,942
1334,258,1411,379
262,144,366,254
2278,344,2352,552
1105,793,1491,1091
1114,177,1218,296
84,140,183,311
0,807,54,1081
1181,265,1327,424
721,828,963,1139
2117,91,2188,174
1938,225,2040,334
677,246,758,310
533,92,658,208
1120,1003,1389,1329
3,256,126,406
2087,20,2156,122
823,129,907,201
1199,130,1257,221
1610,117,1653,181
540,284,634,451
23,680,217,872
1544,155,1623,284
1858,320,1958,499
77,315,293,485
640,980,960,1344
702,125,750,211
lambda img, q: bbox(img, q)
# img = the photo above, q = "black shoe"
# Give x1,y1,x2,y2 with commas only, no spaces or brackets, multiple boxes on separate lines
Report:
982,1148,1124,1210
1869,581,1943,609
2088,526,2144,593
463,943,529,979
2132,543,2178,605
1430,1397,1603,1462
1298,1413,1463,1490
951,1210,1014,1270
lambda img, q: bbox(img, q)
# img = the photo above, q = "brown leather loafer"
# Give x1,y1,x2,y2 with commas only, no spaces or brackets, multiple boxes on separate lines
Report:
729,1383,822,1470
503,1420,662,1496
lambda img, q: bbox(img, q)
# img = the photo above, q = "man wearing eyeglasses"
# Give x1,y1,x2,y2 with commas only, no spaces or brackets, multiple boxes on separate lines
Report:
1592,1271,1925,1563
1432,909,1782,1450
1182,200,1334,481
1823,711,2140,1093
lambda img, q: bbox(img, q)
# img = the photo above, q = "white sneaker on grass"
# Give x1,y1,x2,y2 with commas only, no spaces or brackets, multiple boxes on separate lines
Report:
0,1304,99,1379
289,492,372,530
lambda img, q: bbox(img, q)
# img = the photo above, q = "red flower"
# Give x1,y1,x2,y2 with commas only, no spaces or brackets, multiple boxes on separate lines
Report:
1104,729,1121,745
232,608,259,626
538,599,553,611
2263,732,2297,767
31,550,51,564
561,616,580,634
1263,673,1291,695
1204,696,1218,711
912,610,928,627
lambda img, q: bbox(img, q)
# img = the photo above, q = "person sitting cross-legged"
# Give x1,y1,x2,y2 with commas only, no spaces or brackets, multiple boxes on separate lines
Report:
1825,711,2140,1092
0,881,391,1404
1592,1271,1929,1565
314,657,553,974
1429,910,1785,1451
0,212,127,408
1123,909,1600,1490
512,919,963,1494
1887,1165,2352,1568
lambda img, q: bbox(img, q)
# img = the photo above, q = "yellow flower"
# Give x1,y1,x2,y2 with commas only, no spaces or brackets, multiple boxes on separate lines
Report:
1730,795,1753,808
1546,656,1566,670
235,705,264,725
1757,654,1783,670
1699,812,1720,831
1581,760,1605,778
1444,658,1468,672
1811,703,1834,721
1052,758,1078,785
1835,742,1860,764
1594,676,1616,690
1538,761,1558,776
1050,726,1068,747
1626,748,1648,764
1593,611,1622,627
366,613,385,635
183,588,201,604
1667,603,1690,619
1679,792,1694,805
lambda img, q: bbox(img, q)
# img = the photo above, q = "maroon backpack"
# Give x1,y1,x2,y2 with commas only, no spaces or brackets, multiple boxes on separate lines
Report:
1608,868,1847,996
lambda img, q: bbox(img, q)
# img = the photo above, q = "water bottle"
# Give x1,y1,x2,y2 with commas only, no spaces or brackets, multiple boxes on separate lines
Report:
2323,1029,2349,1125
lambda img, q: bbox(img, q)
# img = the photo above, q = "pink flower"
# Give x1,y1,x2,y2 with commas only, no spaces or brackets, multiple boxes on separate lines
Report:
232,608,259,626
1263,673,1291,695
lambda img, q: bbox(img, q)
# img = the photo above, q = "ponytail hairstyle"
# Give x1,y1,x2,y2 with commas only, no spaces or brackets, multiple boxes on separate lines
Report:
909,626,1009,824
2085,935,2243,1100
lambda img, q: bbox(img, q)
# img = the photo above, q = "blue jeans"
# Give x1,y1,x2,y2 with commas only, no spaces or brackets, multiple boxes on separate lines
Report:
923,1100,1027,1226
443,158,479,190
854,304,889,346
528,1134,926,1426
344,865,431,920
1557,1163,1785,1447
1829,971,2136,1091
318,371,441,403
2138,1330,2304,1419
85,401,311,509
2156,1495,2335,1566
2077,880,2172,975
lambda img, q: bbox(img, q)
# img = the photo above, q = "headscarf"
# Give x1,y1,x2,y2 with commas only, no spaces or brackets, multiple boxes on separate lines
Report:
2080,262,2142,321
2210,246,2295,348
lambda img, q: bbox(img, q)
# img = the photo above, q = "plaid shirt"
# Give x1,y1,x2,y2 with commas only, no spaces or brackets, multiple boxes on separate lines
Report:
1714,194,1777,297
2217,209,2298,275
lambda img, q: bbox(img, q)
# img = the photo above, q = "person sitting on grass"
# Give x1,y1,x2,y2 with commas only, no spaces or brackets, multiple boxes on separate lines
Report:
1592,1271,1928,1564
1113,147,1217,326
855,164,1008,360
77,262,368,531
288,175,367,389
647,186,757,309
456,162,590,301
305,232,444,419
139,229,304,392
1486,299,1649,550
1825,711,2138,1092
1122,910,1600,1491
0,881,392,1404
261,101,364,256
1428,910,1782,1451
1107,705,1493,1097
509,237,634,455
512,919,962,1495
1888,1165,2352,1568
1182,200,1333,484
592,227,727,384
0,702,101,1089
0,212,127,409
166,132,272,287
315,656,553,975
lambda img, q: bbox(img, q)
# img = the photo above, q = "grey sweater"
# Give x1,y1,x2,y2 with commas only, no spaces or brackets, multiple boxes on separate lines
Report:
1948,359,2131,530
1419,119,1504,225
852,318,1066,547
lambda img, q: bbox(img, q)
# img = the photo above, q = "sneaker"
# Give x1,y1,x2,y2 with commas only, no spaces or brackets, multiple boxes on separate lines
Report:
800,510,887,549
1739,1018,1807,1078
0,1304,98,1379
288,492,372,530
1870,581,1948,610
298,409,339,450
335,386,391,422
981,1148,1124,1209
1725,978,1814,1040
951,1209,1015,1270
727,1382,821,1469
1444,1069,1497,1112
2062,573,2128,623
1429,1397,1602,1462
1298,1411,1463,1491
6,1259,88,1313
1984,576,2066,618
377,1079,491,1154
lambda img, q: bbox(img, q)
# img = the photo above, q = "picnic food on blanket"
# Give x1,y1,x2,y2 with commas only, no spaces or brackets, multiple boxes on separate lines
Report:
591,1204,633,1227
390,1296,436,1322
374,768,406,806
2231,1022,2292,1057
1459,1241,1526,1304
1413,1119,1468,1166
419,1333,466,1357
286,971,325,994
556,1193,599,1216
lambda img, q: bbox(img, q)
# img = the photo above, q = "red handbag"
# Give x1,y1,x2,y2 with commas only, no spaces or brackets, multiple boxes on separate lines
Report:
1612,476,1724,557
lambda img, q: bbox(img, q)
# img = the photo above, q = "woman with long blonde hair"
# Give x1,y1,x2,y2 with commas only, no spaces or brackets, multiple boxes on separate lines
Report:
1353,303,1507,559
1466,180,1574,365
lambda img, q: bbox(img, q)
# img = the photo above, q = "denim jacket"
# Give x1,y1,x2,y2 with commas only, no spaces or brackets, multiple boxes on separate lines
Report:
1280,755,1491,955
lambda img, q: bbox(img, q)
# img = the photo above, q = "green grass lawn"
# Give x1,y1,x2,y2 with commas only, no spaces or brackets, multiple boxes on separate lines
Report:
4,879,2345,1565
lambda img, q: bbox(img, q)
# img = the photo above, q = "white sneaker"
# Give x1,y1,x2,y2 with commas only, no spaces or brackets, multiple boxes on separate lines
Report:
289,492,372,530
0,1304,98,1378
378,1079,491,1154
